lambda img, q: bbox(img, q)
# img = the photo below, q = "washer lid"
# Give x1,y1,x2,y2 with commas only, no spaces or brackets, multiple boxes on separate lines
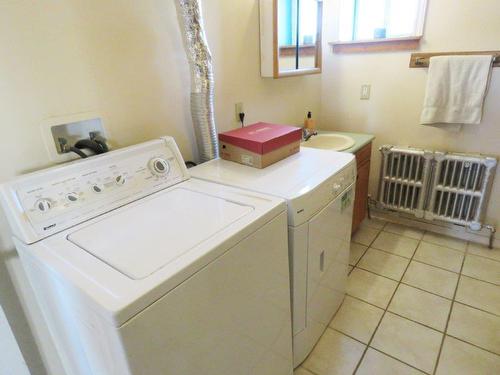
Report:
68,188,253,280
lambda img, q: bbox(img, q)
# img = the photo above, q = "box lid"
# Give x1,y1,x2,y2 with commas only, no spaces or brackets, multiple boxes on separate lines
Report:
219,123,302,154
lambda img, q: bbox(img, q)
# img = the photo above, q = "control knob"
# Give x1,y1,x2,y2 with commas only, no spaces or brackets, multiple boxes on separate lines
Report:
115,175,126,186
35,199,52,213
66,192,79,202
91,184,104,193
149,158,170,176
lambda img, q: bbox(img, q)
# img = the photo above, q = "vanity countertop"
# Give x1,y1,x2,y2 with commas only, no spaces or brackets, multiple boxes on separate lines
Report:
316,130,375,154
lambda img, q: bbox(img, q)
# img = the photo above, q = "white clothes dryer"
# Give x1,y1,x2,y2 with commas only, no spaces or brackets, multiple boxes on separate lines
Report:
190,147,356,366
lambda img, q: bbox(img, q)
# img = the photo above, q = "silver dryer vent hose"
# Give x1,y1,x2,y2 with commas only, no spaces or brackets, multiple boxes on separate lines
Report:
176,0,219,162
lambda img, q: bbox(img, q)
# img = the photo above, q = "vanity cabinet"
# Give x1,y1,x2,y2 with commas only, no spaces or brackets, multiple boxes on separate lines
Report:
352,142,372,233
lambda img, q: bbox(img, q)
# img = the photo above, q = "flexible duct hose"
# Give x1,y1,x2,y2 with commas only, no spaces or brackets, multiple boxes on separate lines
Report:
176,0,219,162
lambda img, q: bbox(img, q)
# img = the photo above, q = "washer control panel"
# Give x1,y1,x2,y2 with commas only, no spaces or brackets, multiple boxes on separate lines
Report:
2,137,189,242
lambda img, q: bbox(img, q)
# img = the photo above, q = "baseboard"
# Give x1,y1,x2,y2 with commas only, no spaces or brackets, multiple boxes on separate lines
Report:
369,206,499,249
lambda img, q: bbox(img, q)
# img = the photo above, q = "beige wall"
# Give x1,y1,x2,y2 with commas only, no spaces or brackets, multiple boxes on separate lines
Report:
320,0,500,231
3,0,500,373
0,1,320,374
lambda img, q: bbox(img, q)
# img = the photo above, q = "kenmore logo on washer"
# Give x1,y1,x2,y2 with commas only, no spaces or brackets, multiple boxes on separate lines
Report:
43,224,56,231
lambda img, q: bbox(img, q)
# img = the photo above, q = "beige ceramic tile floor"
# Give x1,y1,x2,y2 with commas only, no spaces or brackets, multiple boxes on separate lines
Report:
295,219,500,375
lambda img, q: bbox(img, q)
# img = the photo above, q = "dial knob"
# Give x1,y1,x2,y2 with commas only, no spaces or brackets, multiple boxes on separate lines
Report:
35,199,52,213
149,158,170,176
91,184,104,193
115,175,126,186
66,192,79,202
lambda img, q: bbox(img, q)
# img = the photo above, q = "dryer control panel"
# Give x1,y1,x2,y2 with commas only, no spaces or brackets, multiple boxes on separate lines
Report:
0,137,190,243
287,161,356,226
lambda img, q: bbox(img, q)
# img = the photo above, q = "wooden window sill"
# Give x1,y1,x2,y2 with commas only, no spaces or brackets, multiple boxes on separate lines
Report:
329,36,422,53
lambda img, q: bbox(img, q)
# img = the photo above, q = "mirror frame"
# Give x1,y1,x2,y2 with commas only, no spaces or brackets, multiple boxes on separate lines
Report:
260,0,323,79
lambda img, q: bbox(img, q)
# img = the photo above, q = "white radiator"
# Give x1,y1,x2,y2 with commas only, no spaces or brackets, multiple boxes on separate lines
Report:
378,146,497,232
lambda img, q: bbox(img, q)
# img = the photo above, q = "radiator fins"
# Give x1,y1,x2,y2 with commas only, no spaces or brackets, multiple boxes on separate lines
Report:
377,146,497,231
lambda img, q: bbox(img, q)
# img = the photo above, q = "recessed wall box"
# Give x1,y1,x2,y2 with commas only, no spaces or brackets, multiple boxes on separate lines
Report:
41,113,108,163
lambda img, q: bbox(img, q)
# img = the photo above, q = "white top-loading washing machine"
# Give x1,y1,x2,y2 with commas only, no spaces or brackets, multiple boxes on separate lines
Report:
190,147,356,367
0,137,293,375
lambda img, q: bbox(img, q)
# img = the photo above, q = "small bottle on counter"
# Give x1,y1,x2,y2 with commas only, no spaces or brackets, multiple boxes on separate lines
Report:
304,111,316,130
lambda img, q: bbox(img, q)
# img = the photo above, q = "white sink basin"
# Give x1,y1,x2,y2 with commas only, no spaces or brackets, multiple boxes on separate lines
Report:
302,133,355,151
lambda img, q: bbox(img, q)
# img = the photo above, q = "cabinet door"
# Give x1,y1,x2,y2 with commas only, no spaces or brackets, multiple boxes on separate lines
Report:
352,159,370,232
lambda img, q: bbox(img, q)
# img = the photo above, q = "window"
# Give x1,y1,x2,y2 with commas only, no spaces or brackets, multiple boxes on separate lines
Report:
338,0,427,42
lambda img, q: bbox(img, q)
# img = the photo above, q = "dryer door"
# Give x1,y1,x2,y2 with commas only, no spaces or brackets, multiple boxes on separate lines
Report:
306,185,354,345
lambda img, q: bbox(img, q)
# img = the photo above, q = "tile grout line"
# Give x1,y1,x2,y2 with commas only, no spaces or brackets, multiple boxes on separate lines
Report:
348,259,500,317
346,277,500,330
398,281,454,301
463,251,500,262
444,332,500,357
330,327,430,374
356,265,405,283
431,240,469,375
351,227,498,374
399,281,500,317
352,229,426,374
465,240,500,263
350,263,499,317
452,300,500,318
458,274,500,287
364,245,414,259
410,258,462,275
409,257,499,287
352,234,500,370
369,347,430,374
351,224,386,269
336,222,496,374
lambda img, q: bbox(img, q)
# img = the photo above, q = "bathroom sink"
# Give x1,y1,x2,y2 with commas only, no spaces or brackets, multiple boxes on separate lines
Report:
302,134,356,151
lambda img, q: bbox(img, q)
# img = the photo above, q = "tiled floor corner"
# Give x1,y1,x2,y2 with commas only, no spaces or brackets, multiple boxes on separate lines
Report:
302,329,365,375
298,218,500,375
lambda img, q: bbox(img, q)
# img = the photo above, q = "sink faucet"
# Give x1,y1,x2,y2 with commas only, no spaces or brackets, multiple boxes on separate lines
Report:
303,128,318,142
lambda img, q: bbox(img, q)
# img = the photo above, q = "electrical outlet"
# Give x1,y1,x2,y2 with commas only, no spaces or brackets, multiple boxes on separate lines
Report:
235,102,244,122
360,85,371,100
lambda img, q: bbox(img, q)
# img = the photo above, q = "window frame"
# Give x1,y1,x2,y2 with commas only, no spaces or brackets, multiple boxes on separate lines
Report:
333,0,428,50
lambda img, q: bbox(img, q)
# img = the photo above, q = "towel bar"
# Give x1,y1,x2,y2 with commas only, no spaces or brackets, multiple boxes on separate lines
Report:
409,51,500,68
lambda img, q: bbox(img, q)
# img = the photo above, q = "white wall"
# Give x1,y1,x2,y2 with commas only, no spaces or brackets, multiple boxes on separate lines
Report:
320,0,500,233
0,1,321,374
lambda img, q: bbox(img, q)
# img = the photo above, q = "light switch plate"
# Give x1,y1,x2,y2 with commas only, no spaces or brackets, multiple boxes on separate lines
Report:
361,85,371,100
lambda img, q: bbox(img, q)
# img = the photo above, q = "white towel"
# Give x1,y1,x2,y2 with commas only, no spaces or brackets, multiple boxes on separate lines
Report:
420,55,493,131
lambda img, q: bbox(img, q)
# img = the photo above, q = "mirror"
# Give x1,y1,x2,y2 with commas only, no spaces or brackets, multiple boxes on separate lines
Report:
260,0,323,78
